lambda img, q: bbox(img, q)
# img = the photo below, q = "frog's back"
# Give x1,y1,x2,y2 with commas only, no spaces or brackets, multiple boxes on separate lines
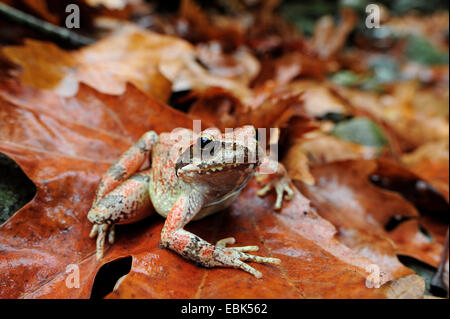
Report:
149,131,188,218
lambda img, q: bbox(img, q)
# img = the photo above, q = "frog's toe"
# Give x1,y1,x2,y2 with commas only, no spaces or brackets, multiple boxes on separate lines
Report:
256,183,272,197
89,224,99,238
240,252,281,264
274,179,294,210
108,225,115,245
257,174,295,210
216,237,259,252
213,239,280,278
216,237,236,247
95,224,109,260
233,246,259,252
215,248,280,278
236,260,263,278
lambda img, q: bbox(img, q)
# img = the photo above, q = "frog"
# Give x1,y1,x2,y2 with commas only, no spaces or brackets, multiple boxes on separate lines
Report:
87,125,294,278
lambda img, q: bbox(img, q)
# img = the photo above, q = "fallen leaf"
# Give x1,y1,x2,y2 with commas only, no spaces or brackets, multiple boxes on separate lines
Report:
107,184,389,299
86,0,140,10
296,160,420,282
2,27,190,102
253,52,327,87
0,79,393,299
0,79,194,298
333,82,449,151
187,87,247,129
308,9,357,59
1,1,447,300
187,85,308,131
401,141,449,201
176,0,246,50
283,146,315,185
286,133,379,166
388,219,443,267
287,81,351,118
380,274,425,299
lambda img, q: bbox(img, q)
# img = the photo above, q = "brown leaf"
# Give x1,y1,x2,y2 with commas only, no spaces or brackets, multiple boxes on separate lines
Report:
187,85,308,131
176,0,247,51
286,133,379,167
187,87,247,129
106,184,388,299
401,141,449,201
308,9,357,59
296,160,420,283
85,0,141,10
0,80,393,299
195,42,260,87
2,27,189,102
0,79,194,298
253,52,328,87
388,220,443,267
283,146,315,185
380,274,425,299
370,159,448,266
6,0,146,27
333,82,449,153
285,81,351,118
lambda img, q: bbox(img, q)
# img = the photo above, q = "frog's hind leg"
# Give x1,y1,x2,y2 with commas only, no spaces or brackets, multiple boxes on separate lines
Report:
88,170,153,259
161,193,281,278
93,131,158,205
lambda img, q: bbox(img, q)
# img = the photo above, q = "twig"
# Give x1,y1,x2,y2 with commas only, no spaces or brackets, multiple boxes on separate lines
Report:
0,2,95,47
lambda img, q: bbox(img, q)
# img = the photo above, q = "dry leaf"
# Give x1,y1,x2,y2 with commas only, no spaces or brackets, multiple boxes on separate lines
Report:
1,79,391,299
296,160,420,283
2,27,190,102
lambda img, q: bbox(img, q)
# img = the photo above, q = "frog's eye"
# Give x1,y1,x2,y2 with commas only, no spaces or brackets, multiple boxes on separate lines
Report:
198,135,214,150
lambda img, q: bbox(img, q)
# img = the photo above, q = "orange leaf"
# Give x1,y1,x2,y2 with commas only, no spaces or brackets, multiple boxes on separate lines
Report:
2,27,190,102
0,80,396,299
296,160,419,282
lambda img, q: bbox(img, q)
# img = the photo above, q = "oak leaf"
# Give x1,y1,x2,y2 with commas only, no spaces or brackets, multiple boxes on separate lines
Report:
0,79,403,299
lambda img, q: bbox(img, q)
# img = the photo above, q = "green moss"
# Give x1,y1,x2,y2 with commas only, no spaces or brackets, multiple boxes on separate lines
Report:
332,117,388,148
0,153,36,225
406,35,449,66
278,0,337,36
330,70,361,87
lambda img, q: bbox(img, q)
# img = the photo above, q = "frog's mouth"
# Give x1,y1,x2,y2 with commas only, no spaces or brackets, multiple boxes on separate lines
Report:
175,138,262,178
176,162,258,177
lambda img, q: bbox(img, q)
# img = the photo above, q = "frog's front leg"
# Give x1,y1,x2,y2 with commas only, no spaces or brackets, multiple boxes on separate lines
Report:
88,131,158,259
161,192,280,278
88,171,153,259
256,159,294,210
93,131,158,205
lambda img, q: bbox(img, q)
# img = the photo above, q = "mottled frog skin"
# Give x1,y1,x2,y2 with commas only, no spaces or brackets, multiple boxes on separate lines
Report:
88,126,293,278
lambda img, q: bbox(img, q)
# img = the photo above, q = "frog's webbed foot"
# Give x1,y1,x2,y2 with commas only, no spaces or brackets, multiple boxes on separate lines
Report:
89,224,115,260
213,237,281,278
162,195,280,279
256,163,294,210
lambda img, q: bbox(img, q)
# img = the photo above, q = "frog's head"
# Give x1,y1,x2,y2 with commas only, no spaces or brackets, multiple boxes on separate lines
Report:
175,125,262,191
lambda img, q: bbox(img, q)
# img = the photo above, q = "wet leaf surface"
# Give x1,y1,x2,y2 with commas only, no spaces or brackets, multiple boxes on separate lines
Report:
0,81,394,299
0,0,447,299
